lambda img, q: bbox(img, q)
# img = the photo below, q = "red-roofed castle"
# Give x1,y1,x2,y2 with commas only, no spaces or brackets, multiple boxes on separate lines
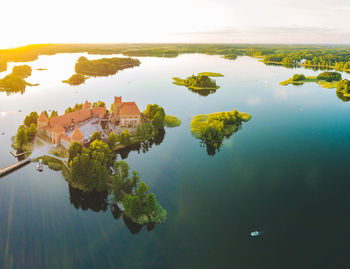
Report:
37,97,142,149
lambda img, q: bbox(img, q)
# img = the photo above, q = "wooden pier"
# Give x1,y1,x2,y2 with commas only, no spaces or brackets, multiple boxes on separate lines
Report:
0,158,32,178
10,151,29,158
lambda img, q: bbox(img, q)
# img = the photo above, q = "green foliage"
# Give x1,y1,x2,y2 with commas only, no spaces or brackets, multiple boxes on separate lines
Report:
90,131,102,143
68,142,83,163
65,103,83,114
120,129,130,145
184,75,218,89
292,74,305,81
16,125,28,148
191,110,251,152
12,65,32,78
24,111,38,127
75,57,140,76
107,131,118,149
164,115,181,127
0,74,27,93
50,110,58,118
62,74,87,85
143,104,165,120
69,140,113,192
26,123,36,141
336,79,350,101
92,101,105,108
152,111,165,129
316,71,342,82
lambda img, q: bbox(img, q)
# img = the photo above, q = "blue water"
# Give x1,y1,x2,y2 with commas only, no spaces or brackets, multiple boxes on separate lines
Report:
0,54,350,268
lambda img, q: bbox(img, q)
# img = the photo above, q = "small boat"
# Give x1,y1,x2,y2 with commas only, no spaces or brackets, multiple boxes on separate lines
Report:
116,201,125,212
251,231,259,237
38,159,43,172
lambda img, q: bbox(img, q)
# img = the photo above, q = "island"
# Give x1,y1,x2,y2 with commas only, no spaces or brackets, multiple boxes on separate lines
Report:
172,73,223,97
0,65,39,94
198,72,224,77
0,59,7,72
280,71,342,89
12,97,180,226
191,109,251,155
75,56,140,76
336,79,350,102
62,73,89,86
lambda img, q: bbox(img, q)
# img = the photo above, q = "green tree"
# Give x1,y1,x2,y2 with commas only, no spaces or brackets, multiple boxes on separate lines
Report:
120,129,130,145
107,131,118,149
50,110,58,118
26,123,36,141
89,140,114,168
12,65,32,78
90,131,102,142
68,142,83,163
24,111,38,127
152,111,165,129
16,125,27,148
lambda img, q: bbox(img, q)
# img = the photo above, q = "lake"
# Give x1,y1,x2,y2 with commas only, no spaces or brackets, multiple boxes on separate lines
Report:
1,53,350,269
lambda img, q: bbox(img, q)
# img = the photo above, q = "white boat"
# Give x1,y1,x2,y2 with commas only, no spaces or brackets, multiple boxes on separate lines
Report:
116,201,125,212
38,159,43,172
250,231,259,237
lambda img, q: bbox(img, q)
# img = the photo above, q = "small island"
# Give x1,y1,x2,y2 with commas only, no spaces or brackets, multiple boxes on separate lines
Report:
62,73,89,86
280,71,342,89
0,65,39,94
336,79,350,102
191,109,251,155
197,72,224,77
173,74,221,95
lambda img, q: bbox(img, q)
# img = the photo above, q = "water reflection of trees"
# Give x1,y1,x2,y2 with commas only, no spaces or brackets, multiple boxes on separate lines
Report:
187,87,218,97
115,128,165,159
200,125,242,156
336,91,350,102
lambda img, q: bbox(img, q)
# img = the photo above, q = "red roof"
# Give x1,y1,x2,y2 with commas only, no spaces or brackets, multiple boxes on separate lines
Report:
83,100,90,110
61,135,71,142
71,127,84,141
120,102,140,115
38,111,49,122
52,124,65,133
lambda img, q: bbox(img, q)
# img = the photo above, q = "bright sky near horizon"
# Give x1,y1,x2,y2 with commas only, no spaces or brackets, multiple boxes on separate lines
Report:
1,0,350,49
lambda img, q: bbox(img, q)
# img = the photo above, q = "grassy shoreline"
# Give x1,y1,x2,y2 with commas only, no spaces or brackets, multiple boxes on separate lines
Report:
280,76,338,89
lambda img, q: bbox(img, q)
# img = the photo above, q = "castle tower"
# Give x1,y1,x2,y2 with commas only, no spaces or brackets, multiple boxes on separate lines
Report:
113,96,122,121
37,111,49,132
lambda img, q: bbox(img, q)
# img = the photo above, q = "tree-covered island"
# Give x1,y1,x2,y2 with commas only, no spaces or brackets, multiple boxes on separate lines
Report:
191,109,251,155
280,71,342,89
173,73,223,96
62,73,89,85
336,79,350,102
0,65,39,94
62,56,141,85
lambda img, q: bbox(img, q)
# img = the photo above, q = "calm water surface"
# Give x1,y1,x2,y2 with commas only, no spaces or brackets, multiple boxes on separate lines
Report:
0,54,350,268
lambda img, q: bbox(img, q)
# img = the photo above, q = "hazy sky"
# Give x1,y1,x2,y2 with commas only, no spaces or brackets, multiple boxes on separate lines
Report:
1,0,350,48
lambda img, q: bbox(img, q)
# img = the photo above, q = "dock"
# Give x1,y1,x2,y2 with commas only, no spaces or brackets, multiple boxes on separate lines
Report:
0,158,32,178
10,151,29,158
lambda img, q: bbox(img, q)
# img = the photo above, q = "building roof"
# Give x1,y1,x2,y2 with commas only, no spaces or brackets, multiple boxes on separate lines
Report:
92,106,106,118
38,111,49,122
83,100,90,110
52,124,65,133
120,102,140,115
115,96,122,104
71,127,84,141
61,135,71,142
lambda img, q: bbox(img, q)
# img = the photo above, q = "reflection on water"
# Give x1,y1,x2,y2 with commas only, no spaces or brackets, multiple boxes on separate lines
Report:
116,128,165,159
187,87,218,97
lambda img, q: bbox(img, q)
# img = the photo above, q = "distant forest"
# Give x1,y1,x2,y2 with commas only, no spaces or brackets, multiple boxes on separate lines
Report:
1,43,350,72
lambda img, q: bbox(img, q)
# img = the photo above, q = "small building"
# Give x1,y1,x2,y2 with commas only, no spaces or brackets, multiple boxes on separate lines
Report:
110,96,142,127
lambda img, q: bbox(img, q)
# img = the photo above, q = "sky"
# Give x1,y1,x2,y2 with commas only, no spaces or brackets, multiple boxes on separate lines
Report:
1,0,350,48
